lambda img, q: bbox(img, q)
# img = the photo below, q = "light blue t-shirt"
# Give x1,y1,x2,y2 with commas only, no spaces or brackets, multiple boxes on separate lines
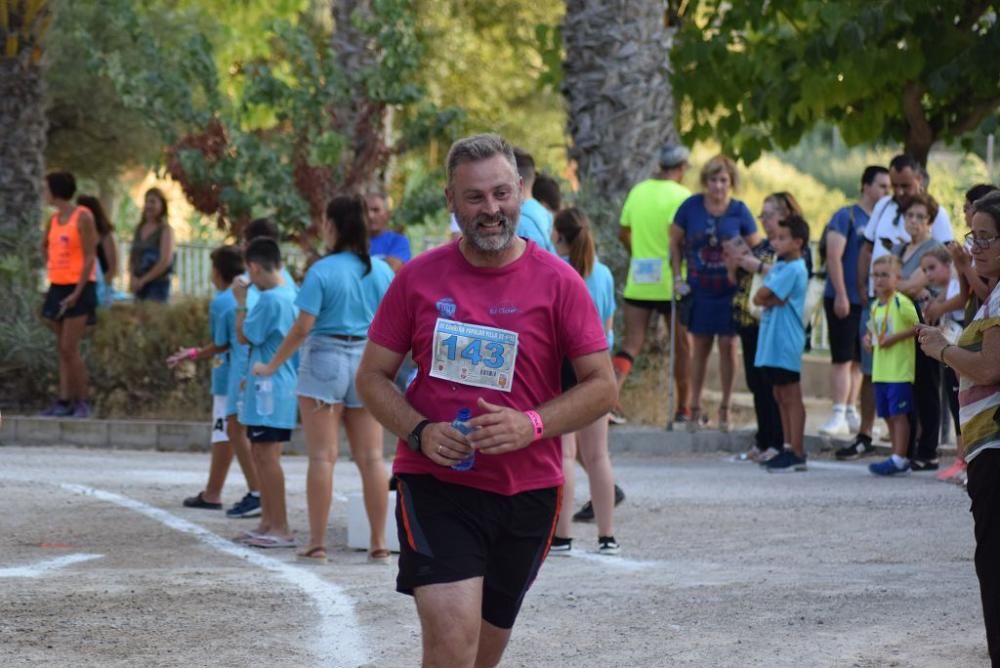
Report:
239,287,300,430
518,198,556,253
370,231,411,263
296,253,394,337
226,267,298,416
584,260,616,349
209,288,236,396
754,257,808,372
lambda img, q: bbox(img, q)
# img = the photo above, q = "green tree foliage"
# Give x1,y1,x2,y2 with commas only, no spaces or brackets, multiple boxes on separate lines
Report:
70,0,455,242
411,0,566,173
672,1,1000,165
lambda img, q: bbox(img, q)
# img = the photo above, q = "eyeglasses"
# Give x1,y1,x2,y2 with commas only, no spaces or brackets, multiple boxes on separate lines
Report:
872,271,893,279
964,232,1000,250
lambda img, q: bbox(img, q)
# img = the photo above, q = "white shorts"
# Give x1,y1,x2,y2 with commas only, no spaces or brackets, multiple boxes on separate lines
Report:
211,395,228,444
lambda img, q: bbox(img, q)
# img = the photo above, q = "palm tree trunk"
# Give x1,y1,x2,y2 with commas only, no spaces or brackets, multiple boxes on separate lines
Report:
563,0,679,209
0,57,47,268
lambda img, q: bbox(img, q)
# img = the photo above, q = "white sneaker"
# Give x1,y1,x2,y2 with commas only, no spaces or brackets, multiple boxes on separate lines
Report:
845,407,861,433
819,411,849,437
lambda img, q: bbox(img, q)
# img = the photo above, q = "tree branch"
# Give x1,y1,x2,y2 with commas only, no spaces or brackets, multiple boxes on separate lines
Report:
954,97,1000,134
902,81,934,148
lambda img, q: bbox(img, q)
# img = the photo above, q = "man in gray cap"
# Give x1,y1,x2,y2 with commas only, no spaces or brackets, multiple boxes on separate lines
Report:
611,142,693,423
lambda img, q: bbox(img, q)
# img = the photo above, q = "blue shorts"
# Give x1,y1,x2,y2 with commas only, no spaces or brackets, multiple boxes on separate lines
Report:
296,335,366,408
859,305,873,375
874,382,913,418
686,293,737,337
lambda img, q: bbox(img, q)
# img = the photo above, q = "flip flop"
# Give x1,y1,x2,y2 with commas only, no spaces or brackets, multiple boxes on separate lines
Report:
367,548,391,564
245,534,297,549
182,492,222,510
296,546,328,563
233,530,264,543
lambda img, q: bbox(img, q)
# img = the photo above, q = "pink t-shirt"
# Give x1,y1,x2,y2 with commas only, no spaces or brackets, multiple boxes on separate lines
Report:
368,239,609,495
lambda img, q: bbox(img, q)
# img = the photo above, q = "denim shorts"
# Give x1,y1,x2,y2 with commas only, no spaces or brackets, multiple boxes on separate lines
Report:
296,335,366,408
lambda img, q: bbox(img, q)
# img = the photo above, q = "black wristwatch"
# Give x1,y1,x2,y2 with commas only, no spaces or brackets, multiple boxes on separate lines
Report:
407,419,431,453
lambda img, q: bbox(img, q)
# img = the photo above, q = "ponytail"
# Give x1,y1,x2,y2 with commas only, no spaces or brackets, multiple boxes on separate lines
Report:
553,207,595,279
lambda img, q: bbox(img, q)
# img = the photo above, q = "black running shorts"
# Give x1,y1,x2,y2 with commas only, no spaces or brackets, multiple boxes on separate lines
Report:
245,425,292,443
41,282,97,323
823,298,863,364
394,473,560,629
758,365,801,387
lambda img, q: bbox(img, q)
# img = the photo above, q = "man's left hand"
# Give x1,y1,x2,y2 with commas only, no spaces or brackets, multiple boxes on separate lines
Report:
467,397,535,455
251,362,272,377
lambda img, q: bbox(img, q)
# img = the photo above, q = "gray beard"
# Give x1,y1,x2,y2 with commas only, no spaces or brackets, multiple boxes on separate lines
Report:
459,213,517,253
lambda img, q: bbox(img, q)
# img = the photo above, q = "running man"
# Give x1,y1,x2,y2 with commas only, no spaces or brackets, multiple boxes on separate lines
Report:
356,133,616,667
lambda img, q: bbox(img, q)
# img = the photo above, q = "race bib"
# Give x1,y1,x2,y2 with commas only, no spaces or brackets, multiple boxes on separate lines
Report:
631,258,663,285
430,318,518,393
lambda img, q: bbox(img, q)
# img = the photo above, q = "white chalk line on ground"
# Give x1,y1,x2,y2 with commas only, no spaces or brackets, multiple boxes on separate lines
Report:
0,553,103,578
560,550,654,572
59,483,367,668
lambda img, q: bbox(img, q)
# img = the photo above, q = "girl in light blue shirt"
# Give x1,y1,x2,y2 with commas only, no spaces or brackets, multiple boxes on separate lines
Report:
549,207,621,555
253,194,393,563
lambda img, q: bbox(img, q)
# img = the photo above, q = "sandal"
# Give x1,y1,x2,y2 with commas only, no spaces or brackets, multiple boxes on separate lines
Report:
367,548,391,564
245,534,297,549
718,405,731,434
296,546,328,563
687,407,702,433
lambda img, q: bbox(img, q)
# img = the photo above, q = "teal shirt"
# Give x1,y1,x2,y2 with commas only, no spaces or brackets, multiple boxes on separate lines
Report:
583,260,616,349
518,198,556,253
296,253,393,337
239,287,300,430
226,267,297,416
209,288,236,396
754,258,807,372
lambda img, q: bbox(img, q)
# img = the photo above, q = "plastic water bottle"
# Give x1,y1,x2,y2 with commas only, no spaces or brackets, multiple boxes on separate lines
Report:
255,376,274,417
450,407,475,471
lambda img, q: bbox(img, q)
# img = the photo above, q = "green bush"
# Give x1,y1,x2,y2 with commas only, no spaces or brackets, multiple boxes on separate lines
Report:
8,297,214,419
88,299,213,419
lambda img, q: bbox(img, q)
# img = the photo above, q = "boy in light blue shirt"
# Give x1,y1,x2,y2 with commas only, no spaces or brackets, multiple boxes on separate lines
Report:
753,215,810,472
234,238,299,548
167,245,260,517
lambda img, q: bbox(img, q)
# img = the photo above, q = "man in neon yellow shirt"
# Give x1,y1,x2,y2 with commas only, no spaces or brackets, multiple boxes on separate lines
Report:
613,143,693,422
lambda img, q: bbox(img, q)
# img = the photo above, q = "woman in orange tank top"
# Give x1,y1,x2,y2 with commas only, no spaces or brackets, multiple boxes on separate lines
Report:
39,172,98,418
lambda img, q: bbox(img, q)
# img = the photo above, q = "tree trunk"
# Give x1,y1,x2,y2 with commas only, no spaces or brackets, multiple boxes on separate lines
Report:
330,0,388,192
563,0,679,212
0,58,47,268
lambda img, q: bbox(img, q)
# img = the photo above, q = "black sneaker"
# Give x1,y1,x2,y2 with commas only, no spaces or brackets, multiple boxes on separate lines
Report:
597,536,621,556
765,450,808,472
572,485,626,522
910,458,940,472
835,435,875,460
549,536,572,555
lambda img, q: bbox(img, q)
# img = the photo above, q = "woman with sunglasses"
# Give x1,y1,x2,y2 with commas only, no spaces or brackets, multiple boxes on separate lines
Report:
918,189,1000,666
671,155,761,431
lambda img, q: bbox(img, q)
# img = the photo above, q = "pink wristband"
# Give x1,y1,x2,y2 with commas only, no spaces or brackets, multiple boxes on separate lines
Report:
524,410,544,441
187,347,199,360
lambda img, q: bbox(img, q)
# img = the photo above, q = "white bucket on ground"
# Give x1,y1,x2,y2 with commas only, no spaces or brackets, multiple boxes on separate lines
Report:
346,491,400,552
